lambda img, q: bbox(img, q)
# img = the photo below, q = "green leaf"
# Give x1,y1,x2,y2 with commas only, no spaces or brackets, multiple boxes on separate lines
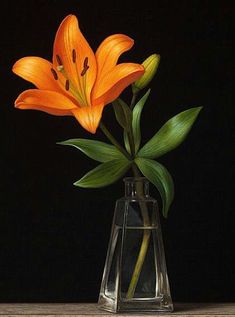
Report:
138,106,203,159
132,89,151,153
74,159,131,188
135,157,174,218
113,98,132,131
58,139,125,162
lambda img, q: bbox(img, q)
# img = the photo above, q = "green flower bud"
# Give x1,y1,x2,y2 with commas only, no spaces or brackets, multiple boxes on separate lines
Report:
132,54,160,93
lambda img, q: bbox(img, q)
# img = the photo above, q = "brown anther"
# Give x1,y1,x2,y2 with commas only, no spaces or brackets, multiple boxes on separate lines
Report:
56,54,63,66
81,57,89,76
50,68,58,80
81,66,89,76
65,80,70,91
72,49,76,63
84,57,88,67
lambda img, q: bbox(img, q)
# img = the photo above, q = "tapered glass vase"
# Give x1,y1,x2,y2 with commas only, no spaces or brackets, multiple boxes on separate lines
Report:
98,177,173,313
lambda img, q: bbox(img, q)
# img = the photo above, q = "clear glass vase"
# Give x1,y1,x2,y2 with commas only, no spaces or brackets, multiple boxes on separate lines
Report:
98,177,173,313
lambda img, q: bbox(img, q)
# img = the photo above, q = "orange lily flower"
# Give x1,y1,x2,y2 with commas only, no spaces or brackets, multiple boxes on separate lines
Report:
13,15,144,133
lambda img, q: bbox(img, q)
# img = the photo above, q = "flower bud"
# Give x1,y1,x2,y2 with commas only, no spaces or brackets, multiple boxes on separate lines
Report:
132,54,160,93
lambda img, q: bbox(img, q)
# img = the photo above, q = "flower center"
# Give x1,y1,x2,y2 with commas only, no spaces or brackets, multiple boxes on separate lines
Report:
51,53,88,106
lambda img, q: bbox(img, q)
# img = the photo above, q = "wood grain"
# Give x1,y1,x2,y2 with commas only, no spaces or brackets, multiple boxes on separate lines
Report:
0,303,234,316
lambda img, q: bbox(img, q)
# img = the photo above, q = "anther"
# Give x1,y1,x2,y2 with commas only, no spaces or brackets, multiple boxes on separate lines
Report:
65,80,70,91
72,49,76,63
81,57,89,76
81,66,89,76
84,57,88,67
56,54,63,66
50,68,58,80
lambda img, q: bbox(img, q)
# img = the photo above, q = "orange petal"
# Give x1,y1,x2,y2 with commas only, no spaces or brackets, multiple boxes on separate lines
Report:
12,57,64,92
92,63,144,105
53,15,97,106
95,34,134,80
15,89,77,116
71,104,104,134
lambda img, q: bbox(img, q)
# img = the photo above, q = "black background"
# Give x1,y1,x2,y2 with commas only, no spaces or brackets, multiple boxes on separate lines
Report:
0,0,234,303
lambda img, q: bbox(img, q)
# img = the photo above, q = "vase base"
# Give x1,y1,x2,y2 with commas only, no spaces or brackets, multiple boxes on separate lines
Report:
98,293,173,313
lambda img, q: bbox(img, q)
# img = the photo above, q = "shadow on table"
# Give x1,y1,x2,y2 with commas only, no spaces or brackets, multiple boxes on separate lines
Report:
173,302,226,313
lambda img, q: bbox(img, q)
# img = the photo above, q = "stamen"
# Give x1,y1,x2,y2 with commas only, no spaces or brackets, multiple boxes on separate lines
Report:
50,68,58,80
65,80,70,91
56,54,63,66
81,57,89,76
72,49,76,63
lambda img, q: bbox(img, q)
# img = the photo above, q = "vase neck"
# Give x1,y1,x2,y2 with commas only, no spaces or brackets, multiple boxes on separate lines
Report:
124,177,149,198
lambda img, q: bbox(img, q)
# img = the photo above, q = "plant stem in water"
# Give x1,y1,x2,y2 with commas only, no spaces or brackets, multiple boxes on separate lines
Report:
126,164,151,299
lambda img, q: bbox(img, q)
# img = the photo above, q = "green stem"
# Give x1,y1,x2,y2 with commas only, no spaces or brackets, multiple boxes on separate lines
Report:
126,164,151,299
130,91,138,110
126,228,151,298
100,93,150,299
99,121,131,160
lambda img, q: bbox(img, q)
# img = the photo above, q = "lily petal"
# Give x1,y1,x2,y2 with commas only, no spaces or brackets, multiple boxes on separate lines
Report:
15,89,77,116
71,104,104,134
53,15,97,106
92,63,144,105
95,34,134,80
12,57,63,91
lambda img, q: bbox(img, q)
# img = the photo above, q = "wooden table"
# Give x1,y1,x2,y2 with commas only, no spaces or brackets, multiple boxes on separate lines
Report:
0,303,234,316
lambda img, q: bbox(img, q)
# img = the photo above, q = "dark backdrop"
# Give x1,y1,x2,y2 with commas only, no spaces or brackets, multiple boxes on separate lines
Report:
0,0,234,302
